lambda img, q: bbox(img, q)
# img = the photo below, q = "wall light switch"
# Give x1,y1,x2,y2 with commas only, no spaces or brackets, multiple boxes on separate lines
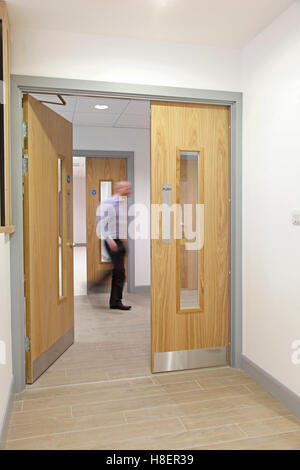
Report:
292,210,300,226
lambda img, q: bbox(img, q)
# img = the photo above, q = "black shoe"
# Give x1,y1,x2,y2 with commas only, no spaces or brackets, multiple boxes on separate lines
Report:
110,303,132,311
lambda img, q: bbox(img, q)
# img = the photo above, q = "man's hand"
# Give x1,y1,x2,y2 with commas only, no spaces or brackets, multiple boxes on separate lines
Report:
108,240,118,252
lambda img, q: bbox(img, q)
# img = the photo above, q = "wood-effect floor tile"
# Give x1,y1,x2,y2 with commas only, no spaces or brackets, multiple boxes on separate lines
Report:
7,293,300,450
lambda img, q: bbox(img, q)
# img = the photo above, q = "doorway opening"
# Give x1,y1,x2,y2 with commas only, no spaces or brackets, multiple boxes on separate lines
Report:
11,75,242,393
23,92,152,387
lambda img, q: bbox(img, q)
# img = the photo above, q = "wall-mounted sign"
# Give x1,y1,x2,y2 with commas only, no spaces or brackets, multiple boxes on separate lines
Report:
67,175,71,184
92,190,97,195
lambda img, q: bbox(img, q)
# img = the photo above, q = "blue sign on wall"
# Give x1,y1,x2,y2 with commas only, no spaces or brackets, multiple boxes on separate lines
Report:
67,176,71,184
92,190,97,196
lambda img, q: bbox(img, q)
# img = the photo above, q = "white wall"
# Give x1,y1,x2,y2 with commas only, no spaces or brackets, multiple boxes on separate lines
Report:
242,1,300,396
10,28,242,91
9,23,242,291
73,172,86,245
0,235,13,434
74,126,151,287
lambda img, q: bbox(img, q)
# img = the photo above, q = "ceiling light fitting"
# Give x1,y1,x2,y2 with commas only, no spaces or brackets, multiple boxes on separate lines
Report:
95,104,109,110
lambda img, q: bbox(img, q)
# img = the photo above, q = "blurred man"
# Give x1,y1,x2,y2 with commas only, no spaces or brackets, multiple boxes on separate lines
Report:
95,181,132,310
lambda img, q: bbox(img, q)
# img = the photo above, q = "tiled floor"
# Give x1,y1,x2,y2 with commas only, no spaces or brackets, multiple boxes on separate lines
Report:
6,293,300,450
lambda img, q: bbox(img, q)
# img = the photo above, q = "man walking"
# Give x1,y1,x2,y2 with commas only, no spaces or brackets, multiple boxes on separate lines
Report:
96,181,132,311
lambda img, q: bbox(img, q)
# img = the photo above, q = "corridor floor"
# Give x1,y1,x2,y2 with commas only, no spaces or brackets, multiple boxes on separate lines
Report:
6,293,300,450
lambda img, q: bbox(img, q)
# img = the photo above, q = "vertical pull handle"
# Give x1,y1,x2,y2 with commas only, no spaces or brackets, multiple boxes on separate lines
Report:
162,184,172,244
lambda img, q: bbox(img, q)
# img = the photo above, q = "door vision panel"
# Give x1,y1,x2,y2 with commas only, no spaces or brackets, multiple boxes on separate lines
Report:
151,102,230,373
86,157,127,287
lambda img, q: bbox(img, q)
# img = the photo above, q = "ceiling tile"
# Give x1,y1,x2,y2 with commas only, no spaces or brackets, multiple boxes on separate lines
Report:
29,94,150,128
75,96,130,114
73,112,120,126
123,100,150,116
115,113,150,129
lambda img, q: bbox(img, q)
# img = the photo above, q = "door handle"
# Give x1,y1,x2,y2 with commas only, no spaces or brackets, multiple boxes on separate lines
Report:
162,184,172,244
67,242,76,248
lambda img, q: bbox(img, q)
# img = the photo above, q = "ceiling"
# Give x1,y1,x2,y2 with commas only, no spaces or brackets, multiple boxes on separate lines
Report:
6,0,294,49
30,94,150,129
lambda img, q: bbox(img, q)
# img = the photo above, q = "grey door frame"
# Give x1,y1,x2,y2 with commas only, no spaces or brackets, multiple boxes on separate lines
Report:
74,150,135,294
10,74,243,393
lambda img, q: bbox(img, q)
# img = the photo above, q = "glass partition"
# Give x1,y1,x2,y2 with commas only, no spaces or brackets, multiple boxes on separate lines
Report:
58,157,66,299
100,181,112,262
178,150,204,312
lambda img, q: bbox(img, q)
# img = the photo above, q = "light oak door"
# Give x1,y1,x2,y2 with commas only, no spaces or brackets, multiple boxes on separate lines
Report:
86,157,127,287
151,102,230,373
23,95,74,383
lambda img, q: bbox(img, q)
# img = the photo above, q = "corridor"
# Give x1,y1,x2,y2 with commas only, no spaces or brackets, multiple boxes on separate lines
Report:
5,294,300,450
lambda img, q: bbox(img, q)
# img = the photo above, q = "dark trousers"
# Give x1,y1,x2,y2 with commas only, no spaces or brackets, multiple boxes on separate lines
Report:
105,239,126,306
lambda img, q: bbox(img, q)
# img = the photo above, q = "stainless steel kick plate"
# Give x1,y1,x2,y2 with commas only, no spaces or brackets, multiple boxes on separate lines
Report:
153,347,228,373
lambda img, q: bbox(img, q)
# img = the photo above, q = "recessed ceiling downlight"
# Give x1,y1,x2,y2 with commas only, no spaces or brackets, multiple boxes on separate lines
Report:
95,104,109,110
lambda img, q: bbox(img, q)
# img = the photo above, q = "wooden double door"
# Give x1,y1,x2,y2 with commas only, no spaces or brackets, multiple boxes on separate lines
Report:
23,96,229,382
